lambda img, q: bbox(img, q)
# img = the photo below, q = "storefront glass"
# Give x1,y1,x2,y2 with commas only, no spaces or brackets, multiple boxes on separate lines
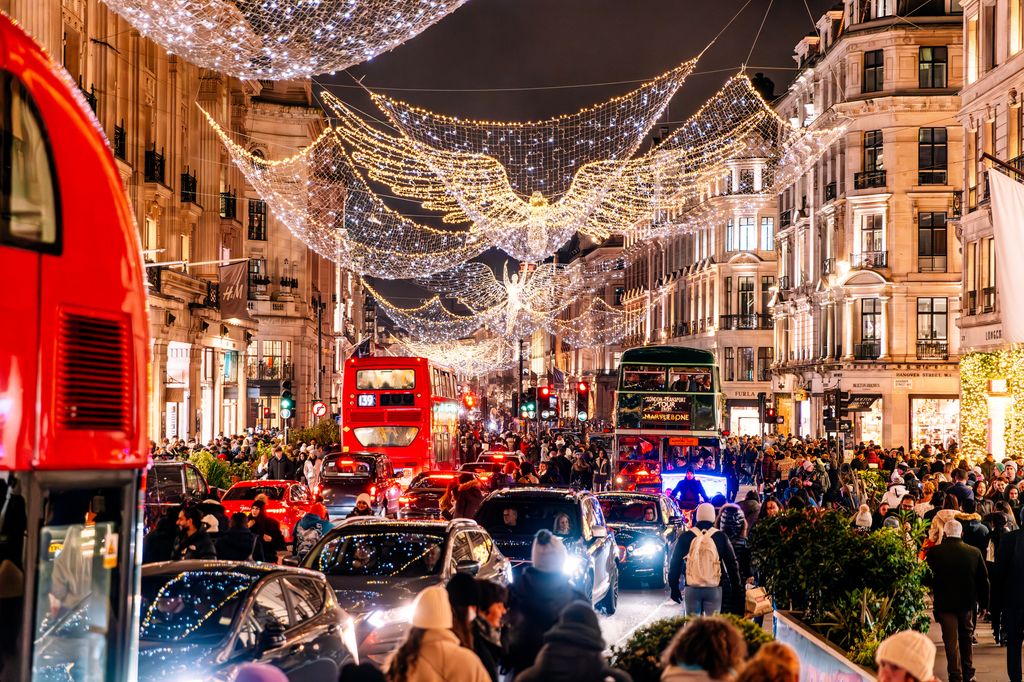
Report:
859,399,883,444
729,406,760,436
911,397,960,450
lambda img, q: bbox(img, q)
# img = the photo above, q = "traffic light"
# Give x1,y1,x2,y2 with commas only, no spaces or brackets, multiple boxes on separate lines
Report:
463,393,476,410
279,379,295,419
540,386,551,399
765,407,777,422
577,381,589,400
757,392,767,422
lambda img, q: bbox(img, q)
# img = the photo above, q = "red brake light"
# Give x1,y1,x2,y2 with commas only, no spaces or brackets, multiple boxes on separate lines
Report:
340,459,354,465
399,495,415,505
493,453,504,459
369,485,377,497
637,469,649,476
431,474,456,480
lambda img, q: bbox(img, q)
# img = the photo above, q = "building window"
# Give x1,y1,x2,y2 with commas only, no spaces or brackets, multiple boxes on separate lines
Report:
248,199,268,241
737,216,755,251
614,287,624,306
918,212,947,272
757,347,772,381
726,219,736,252
861,298,882,341
917,297,948,341
738,347,754,382
919,46,948,88
760,216,774,251
724,347,735,382
760,276,774,314
967,13,979,84
864,130,884,172
918,128,947,184
863,50,884,93
724,277,733,315
861,213,884,254
738,276,755,315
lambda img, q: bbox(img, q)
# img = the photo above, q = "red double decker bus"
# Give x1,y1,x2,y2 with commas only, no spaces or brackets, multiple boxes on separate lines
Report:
0,14,150,682
340,356,460,476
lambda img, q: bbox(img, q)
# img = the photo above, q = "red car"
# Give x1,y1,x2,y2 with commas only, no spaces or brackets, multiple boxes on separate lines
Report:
220,480,328,543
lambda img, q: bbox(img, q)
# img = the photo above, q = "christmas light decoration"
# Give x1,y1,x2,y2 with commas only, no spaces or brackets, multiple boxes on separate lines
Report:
203,107,487,279
545,297,641,348
960,350,1024,460
100,0,470,81
402,336,517,376
323,74,844,262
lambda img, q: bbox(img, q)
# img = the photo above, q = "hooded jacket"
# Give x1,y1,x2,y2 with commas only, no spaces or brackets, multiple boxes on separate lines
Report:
505,566,588,675
956,512,990,556
454,479,485,520
514,602,631,682
399,628,491,682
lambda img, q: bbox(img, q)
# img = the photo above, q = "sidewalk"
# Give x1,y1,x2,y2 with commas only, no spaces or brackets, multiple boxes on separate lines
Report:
929,615,1007,682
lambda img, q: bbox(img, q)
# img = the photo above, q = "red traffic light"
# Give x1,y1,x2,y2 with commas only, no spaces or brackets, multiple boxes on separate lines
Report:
765,407,777,419
577,381,589,394
540,386,551,397
463,394,476,408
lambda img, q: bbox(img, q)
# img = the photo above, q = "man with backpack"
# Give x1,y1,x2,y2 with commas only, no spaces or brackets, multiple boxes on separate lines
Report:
667,502,742,616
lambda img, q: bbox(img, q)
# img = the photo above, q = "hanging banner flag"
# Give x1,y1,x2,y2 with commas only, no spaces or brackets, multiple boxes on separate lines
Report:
220,261,251,321
987,169,1024,344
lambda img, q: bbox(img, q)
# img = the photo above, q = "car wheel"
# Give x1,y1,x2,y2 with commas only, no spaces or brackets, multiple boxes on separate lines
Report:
582,571,595,605
598,563,618,615
648,551,667,589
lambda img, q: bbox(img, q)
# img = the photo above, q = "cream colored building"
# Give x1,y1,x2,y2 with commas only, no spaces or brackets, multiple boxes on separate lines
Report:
955,0,1024,459
3,0,366,440
771,0,964,447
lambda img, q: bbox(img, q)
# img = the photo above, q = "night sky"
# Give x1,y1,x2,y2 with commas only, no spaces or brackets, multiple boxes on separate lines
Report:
321,0,840,304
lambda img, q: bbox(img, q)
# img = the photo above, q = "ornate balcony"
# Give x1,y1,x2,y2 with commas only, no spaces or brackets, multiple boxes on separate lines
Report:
854,170,886,190
144,147,165,184
854,342,880,360
854,251,888,269
916,340,948,360
719,314,772,330
824,182,837,202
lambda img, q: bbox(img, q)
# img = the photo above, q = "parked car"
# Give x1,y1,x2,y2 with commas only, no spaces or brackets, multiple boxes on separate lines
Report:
301,518,510,665
398,471,482,519
221,480,328,544
137,561,356,682
319,451,402,520
458,461,503,488
475,487,619,613
144,460,212,530
596,491,684,588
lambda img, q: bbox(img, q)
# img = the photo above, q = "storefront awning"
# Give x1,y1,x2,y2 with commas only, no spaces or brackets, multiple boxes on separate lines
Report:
845,394,881,412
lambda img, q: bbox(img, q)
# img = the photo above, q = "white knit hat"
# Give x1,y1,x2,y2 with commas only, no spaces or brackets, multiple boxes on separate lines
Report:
531,529,568,572
876,630,935,682
695,502,716,524
411,585,453,629
356,493,372,507
854,504,873,530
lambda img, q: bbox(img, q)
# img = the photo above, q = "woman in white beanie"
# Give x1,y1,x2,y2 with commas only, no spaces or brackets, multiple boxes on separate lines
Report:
853,504,873,531
385,585,490,682
875,630,937,682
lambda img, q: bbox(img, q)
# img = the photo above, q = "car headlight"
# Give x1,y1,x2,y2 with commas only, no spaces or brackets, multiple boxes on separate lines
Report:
562,554,583,576
366,604,414,629
628,541,662,558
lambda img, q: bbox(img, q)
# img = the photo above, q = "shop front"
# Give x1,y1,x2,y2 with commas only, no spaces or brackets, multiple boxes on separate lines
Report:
910,396,960,451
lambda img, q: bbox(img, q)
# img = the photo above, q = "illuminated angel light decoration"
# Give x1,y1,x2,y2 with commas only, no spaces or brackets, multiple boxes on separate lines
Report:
203,108,487,279
99,0,470,80
324,73,844,262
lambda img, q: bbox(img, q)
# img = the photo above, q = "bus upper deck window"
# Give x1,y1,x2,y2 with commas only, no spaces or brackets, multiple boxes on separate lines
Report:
1,72,60,251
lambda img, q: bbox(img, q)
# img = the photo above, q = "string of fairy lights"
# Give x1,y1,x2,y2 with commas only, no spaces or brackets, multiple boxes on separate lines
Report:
99,0,470,80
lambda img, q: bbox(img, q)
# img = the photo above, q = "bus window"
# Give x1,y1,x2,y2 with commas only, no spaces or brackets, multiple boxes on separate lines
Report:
0,72,60,251
356,369,415,390
621,365,666,391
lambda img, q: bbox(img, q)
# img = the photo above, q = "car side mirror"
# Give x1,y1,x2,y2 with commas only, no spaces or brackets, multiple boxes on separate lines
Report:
455,559,481,576
281,554,301,567
258,622,287,653
591,525,608,539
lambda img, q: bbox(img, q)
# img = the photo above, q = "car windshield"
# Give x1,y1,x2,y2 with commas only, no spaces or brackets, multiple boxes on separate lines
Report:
409,474,459,489
477,499,581,538
323,457,374,479
599,498,661,525
139,570,257,643
460,463,499,474
310,531,446,577
222,485,286,501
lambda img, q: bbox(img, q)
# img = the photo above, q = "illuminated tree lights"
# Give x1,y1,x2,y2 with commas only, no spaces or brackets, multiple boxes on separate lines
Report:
100,0,470,80
959,350,1024,460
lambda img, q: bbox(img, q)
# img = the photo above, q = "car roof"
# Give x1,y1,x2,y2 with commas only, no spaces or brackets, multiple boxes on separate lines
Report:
482,487,588,502
596,491,663,501
325,517,481,535
142,560,325,581
229,480,295,487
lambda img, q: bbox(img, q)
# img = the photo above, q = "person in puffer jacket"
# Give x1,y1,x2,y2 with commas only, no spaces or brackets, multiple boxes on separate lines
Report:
454,473,485,520
514,601,631,682
294,512,333,560
505,530,587,677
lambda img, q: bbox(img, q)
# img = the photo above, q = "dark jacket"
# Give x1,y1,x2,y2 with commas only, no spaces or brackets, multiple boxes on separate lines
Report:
174,528,217,560
267,455,295,481
550,455,572,484
250,513,286,558
670,478,709,510
215,526,261,561
142,517,179,564
996,529,1024,609
473,618,504,682
514,601,632,682
505,567,588,675
738,498,760,529
667,521,742,598
957,512,990,556
948,482,975,506
454,479,485,520
925,536,989,612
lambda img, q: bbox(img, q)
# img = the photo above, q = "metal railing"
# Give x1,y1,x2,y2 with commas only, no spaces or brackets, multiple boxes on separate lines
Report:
822,257,835,275
854,342,881,360
180,169,198,204
854,170,886,189
778,275,791,290
983,286,997,313
854,250,888,269
144,146,165,184
779,210,792,228
79,82,96,113
719,314,772,330
246,360,294,381
113,120,126,160
916,340,948,359
965,290,978,315
220,190,237,219
824,182,837,201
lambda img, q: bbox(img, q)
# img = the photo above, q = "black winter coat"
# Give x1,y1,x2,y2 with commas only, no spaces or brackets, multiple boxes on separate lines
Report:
667,521,742,598
996,529,1024,609
142,520,179,564
215,527,261,561
505,568,587,676
513,623,632,682
173,529,217,560
267,456,295,481
958,513,990,556
926,537,989,612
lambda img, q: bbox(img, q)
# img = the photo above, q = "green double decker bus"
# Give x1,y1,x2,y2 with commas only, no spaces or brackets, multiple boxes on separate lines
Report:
613,346,726,496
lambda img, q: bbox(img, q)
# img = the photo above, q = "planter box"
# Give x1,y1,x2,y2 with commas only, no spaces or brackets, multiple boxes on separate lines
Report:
773,611,875,682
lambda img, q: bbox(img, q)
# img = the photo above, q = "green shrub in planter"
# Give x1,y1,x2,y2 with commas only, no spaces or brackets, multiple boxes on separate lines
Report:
610,613,772,682
187,450,232,492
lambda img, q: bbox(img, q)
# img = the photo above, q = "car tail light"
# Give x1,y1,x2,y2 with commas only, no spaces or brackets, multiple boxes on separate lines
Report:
265,507,286,515
399,495,416,505
369,485,377,497
617,545,627,562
